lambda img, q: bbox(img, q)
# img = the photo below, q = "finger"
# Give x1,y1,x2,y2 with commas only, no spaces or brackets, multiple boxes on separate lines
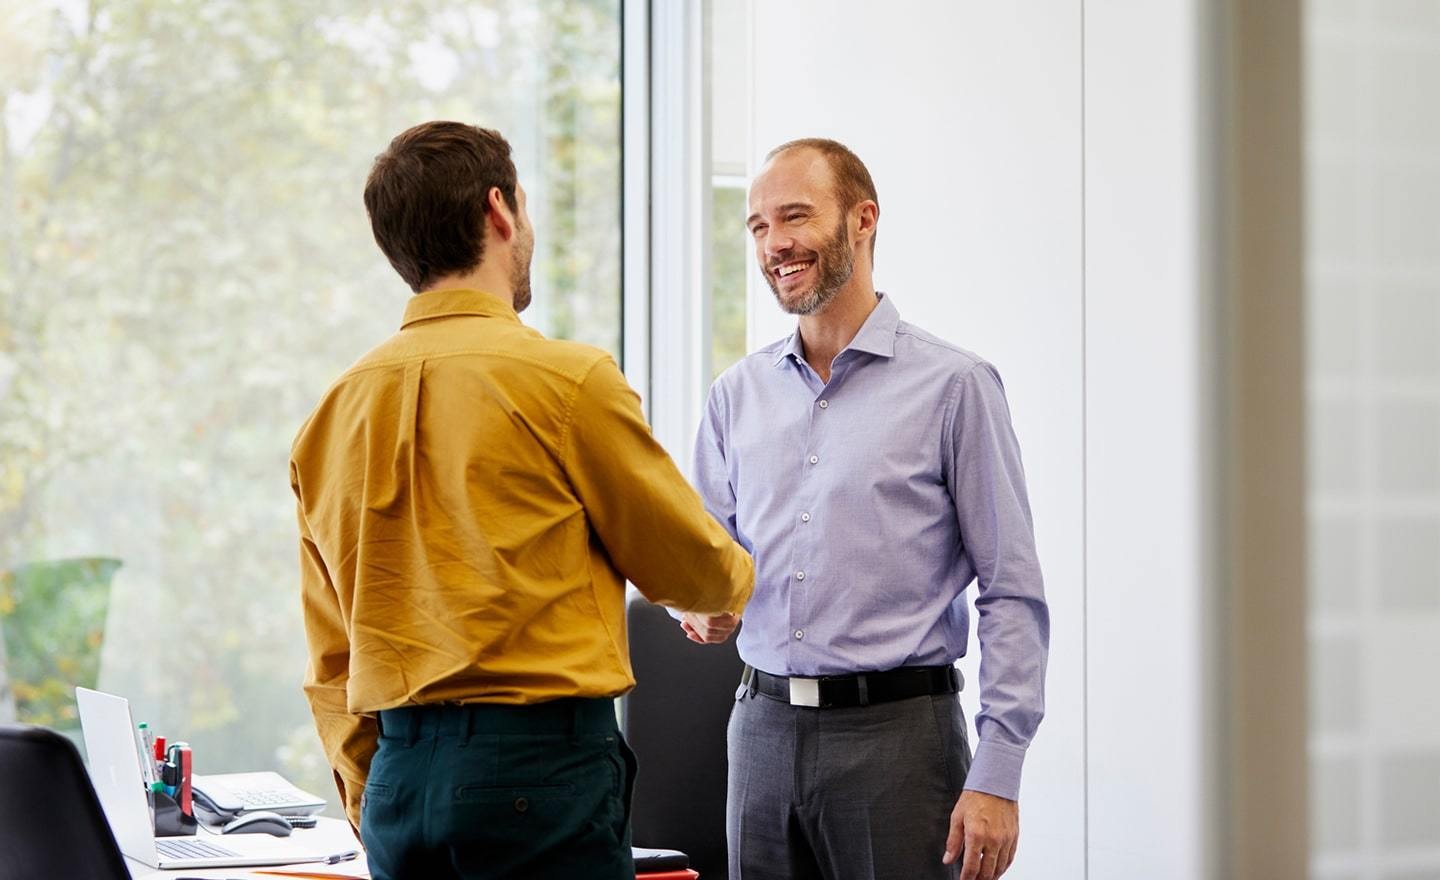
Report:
997,842,1016,877
964,828,989,880
977,844,999,880
958,843,982,880
942,803,964,865
680,622,705,644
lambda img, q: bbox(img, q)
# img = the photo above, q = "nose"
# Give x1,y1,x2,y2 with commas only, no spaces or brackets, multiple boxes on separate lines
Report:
762,230,795,263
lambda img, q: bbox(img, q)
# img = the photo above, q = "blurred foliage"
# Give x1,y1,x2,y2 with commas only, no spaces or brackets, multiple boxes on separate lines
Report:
0,557,119,726
0,0,620,815
711,184,749,381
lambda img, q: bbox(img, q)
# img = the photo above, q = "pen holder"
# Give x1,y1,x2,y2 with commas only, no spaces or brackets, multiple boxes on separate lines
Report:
152,789,197,837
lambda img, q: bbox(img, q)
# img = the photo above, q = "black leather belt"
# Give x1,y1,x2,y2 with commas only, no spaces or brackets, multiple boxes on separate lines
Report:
743,664,960,709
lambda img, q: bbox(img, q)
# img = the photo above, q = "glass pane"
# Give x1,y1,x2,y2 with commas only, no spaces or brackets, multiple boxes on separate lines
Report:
706,0,751,385
0,0,621,816
710,183,749,381
1306,0,1440,874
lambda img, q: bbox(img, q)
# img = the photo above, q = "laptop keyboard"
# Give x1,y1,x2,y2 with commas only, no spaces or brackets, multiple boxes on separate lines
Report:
156,837,239,860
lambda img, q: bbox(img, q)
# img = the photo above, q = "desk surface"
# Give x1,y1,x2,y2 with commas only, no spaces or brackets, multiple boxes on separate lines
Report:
125,822,696,880
126,817,368,879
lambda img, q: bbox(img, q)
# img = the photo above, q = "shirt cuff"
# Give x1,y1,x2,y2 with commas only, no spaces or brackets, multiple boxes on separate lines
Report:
963,739,1028,801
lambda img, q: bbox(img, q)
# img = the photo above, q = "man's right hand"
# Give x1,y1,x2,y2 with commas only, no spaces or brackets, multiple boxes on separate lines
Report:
679,611,741,644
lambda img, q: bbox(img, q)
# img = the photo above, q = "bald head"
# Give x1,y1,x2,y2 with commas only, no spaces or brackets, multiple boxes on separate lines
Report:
762,138,879,257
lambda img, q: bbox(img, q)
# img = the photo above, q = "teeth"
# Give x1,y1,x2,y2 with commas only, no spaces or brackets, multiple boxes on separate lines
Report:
777,262,811,277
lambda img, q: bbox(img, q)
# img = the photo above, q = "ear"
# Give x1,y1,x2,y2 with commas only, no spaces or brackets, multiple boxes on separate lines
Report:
854,200,879,243
486,187,516,242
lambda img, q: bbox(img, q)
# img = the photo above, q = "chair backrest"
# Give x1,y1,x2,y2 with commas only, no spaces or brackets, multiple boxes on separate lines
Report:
624,599,744,880
0,723,133,880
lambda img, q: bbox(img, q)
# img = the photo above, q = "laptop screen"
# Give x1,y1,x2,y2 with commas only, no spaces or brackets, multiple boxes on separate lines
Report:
75,687,162,864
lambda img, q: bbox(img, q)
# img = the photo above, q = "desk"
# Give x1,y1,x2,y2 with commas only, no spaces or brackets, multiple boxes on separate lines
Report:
126,818,367,879
124,824,697,879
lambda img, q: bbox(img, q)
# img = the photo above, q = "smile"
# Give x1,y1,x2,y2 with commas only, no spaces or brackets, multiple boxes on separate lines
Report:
774,261,813,278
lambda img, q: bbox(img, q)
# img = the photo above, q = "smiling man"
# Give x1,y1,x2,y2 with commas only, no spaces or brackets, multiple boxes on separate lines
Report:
680,138,1049,880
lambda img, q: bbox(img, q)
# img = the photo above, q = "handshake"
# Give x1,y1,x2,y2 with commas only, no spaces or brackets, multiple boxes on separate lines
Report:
678,611,742,644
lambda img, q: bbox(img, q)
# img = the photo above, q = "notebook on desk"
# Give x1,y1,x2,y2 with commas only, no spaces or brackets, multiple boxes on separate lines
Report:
75,687,345,870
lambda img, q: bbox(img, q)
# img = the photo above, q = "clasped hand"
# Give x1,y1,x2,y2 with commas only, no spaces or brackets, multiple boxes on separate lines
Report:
679,611,741,644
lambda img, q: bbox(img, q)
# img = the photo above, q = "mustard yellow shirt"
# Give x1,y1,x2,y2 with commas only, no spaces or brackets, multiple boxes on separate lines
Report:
290,289,754,827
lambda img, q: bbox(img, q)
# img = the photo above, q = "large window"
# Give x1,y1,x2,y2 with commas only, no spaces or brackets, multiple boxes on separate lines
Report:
706,0,751,383
0,0,621,814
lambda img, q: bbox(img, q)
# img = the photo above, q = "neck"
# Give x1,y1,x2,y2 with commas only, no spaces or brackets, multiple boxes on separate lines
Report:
422,260,514,308
796,269,878,382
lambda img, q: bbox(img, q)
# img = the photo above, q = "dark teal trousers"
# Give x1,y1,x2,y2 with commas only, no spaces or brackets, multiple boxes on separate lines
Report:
361,698,636,880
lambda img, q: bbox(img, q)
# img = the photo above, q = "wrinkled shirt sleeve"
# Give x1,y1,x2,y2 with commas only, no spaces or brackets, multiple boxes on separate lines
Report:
945,363,1050,801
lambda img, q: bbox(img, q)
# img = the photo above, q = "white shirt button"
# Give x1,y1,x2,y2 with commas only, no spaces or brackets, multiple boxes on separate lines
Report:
795,570,806,581
794,629,804,640
809,455,819,465
818,400,829,409
800,512,811,523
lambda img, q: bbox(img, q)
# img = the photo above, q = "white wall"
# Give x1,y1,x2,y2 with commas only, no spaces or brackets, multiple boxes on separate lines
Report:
1083,2,1217,878
745,2,1217,878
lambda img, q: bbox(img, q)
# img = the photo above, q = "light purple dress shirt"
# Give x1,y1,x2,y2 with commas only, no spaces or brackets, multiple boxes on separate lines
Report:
692,293,1049,800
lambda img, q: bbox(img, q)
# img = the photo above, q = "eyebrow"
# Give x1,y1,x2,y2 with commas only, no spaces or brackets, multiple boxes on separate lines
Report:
746,201,817,228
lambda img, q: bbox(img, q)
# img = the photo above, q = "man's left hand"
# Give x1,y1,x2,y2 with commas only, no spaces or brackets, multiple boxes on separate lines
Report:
943,790,1019,880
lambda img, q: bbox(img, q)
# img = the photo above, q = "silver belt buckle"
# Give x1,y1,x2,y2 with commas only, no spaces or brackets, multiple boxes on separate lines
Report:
788,677,821,707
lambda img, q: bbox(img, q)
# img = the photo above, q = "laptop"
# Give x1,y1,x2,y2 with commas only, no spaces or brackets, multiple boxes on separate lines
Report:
75,687,338,870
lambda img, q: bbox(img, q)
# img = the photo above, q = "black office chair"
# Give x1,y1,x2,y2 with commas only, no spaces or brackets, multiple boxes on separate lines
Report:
0,723,132,880
624,598,745,880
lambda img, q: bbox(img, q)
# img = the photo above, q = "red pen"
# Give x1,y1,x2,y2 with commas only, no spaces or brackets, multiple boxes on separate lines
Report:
154,735,167,761
177,746,193,816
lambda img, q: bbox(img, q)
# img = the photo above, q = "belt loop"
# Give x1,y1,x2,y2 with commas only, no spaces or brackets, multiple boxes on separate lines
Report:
743,665,758,698
948,665,960,692
856,673,870,707
458,706,473,748
403,710,419,748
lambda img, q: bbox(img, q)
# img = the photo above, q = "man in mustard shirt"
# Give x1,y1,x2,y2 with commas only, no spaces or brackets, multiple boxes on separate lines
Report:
290,121,755,880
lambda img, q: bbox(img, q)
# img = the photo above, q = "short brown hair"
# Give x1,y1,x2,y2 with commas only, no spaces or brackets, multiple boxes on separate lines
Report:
364,121,519,293
765,137,879,256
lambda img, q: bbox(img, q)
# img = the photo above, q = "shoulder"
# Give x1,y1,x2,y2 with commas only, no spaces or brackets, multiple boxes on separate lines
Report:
710,335,791,395
357,325,613,386
889,320,1013,411
892,320,989,377
292,332,614,454
524,336,616,386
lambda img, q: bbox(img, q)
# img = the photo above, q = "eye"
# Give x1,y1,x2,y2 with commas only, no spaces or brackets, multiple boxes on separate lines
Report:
750,224,768,238
785,213,805,222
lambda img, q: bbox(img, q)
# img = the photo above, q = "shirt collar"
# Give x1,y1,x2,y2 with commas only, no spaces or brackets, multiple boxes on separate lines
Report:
772,292,900,366
400,288,520,329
